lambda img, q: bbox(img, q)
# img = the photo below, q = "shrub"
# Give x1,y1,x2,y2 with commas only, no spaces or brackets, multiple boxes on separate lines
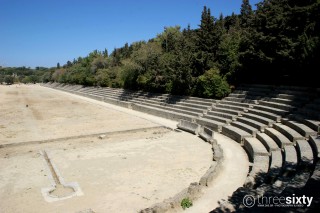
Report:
181,197,193,210
194,68,231,99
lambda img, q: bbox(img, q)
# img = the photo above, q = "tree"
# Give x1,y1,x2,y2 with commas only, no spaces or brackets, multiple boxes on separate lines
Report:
240,0,253,28
4,75,14,85
195,6,216,75
194,68,230,99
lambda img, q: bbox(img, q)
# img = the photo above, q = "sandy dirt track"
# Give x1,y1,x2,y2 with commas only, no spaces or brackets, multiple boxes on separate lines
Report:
0,84,161,145
0,84,212,213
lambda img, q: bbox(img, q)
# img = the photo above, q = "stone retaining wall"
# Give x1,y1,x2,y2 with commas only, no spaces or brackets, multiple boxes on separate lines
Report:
139,122,224,213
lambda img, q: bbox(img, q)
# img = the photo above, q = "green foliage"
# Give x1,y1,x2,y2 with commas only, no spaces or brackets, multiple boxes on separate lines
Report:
95,69,110,87
4,75,14,85
181,197,193,210
194,68,231,99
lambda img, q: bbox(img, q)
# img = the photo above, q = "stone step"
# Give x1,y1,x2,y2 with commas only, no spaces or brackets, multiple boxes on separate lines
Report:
211,107,242,116
155,103,202,118
228,93,246,98
276,89,311,96
247,108,281,122
215,103,247,112
289,114,320,131
130,98,147,105
273,123,305,142
259,100,296,111
230,121,259,136
265,128,293,148
185,96,216,104
269,150,283,177
139,101,201,118
224,97,246,103
283,145,298,172
232,90,247,94
199,126,214,142
245,155,270,187
295,140,314,166
236,117,267,132
177,120,200,135
309,136,320,158
132,103,195,122
256,132,281,152
206,111,237,120
281,118,317,137
166,103,206,114
178,102,212,110
78,87,97,93
253,104,289,116
220,100,253,108
196,118,227,132
202,114,232,124
86,93,104,101
268,97,303,106
243,138,269,160
242,112,276,127
221,125,252,143
183,99,214,107
277,85,310,91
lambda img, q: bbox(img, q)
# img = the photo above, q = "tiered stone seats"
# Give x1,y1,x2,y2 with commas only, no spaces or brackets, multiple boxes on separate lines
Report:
43,82,320,211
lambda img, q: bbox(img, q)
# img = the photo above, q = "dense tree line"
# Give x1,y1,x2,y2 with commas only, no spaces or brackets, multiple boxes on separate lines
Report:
2,0,319,98
0,66,53,85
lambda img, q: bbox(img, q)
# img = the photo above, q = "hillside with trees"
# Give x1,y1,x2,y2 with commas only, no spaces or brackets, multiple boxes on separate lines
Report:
2,0,319,99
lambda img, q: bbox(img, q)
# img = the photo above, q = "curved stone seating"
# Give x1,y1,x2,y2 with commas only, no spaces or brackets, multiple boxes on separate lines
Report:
236,116,267,132
196,117,227,132
220,100,253,108
259,100,297,111
201,114,232,124
243,138,269,160
253,104,289,116
132,103,196,122
242,112,275,127
273,123,305,142
215,103,248,112
177,120,200,135
198,126,214,142
282,118,317,137
247,108,282,122
221,125,252,143
43,83,320,212
265,128,293,148
295,140,314,166
309,136,320,158
230,121,258,137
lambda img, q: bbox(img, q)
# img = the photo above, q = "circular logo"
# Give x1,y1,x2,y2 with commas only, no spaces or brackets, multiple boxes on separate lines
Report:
243,195,255,208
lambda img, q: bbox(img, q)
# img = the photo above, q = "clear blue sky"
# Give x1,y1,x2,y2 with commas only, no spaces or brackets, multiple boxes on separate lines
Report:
0,0,261,68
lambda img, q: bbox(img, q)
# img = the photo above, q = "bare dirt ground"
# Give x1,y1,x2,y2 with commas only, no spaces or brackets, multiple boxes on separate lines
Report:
0,84,212,213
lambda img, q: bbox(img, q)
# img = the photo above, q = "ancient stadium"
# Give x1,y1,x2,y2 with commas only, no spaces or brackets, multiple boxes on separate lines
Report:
0,83,319,213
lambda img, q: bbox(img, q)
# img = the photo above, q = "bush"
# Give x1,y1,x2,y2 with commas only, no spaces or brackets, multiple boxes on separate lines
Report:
194,68,231,99
4,75,14,85
181,197,193,210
